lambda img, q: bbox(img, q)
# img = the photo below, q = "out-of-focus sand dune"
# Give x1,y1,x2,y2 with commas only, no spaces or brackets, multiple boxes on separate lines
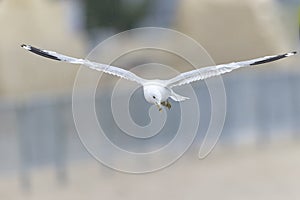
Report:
1,142,299,200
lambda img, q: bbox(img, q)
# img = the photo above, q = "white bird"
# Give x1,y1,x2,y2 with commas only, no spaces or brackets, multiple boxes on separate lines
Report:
21,44,296,111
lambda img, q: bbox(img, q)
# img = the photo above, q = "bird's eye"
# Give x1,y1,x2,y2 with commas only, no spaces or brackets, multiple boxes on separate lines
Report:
153,96,156,99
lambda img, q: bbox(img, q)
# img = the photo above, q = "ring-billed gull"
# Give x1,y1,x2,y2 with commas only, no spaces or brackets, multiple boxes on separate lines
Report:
21,44,296,111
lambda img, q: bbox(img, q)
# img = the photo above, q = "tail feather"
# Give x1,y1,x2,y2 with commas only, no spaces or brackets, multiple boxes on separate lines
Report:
170,91,189,102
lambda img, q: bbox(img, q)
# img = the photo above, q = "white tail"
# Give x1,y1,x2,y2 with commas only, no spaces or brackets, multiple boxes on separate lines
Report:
170,91,190,102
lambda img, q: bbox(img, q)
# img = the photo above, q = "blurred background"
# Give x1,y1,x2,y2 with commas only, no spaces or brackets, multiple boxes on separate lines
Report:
0,0,300,199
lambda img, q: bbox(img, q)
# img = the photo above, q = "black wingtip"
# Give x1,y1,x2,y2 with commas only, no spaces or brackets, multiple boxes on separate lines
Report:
285,51,297,57
21,44,28,48
21,44,61,61
250,51,297,66
21,44,32,51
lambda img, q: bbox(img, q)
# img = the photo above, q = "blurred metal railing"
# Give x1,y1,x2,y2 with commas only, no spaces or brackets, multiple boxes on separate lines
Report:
0,71,299,189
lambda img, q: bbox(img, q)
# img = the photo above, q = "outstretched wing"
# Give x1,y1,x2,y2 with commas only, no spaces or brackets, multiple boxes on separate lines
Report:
21,44,146,85
166,52,297,88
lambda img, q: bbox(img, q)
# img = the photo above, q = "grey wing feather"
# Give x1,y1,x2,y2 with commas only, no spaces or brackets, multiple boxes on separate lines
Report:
166,52,296,88
21,44,145,85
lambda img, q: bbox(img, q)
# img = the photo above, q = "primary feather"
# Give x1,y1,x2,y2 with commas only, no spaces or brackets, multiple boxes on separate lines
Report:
21,44,146,85
166,52,296,88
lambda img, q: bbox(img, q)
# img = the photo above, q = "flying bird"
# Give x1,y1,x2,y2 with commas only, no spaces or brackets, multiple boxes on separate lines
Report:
21,44,296,111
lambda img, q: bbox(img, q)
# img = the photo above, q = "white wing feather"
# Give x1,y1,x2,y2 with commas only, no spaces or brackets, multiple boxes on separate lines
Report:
21,44,146,85
22,45,296,88
166,52,296,88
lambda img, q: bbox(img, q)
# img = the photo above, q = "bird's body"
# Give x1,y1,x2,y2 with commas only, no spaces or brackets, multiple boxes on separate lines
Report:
142,81,186,110
143,82,170,104
21,44,297,111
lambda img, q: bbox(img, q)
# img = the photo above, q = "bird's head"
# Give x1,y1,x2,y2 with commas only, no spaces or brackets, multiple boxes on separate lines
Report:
143,86,162,105
146,92,162,106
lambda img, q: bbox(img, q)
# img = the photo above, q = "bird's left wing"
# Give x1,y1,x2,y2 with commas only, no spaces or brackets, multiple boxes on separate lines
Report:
21,44,146,85
166,52,297,88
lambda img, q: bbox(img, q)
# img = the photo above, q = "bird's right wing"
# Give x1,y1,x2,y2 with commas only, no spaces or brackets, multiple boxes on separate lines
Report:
166,52,297,88
21,44,146,85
